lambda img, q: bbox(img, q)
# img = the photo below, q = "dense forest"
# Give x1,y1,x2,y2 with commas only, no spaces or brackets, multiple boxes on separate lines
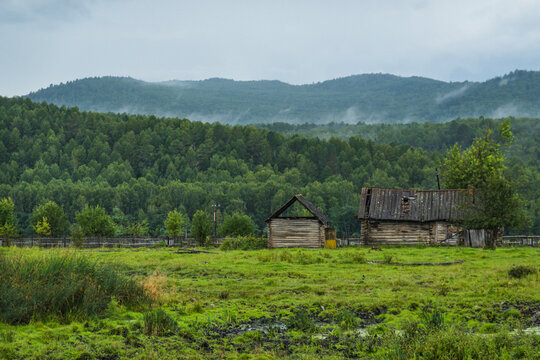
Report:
27,70,540,124
0,96,538,237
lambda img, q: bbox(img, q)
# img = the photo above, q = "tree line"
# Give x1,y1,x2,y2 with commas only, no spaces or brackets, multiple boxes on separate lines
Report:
0,96,537,237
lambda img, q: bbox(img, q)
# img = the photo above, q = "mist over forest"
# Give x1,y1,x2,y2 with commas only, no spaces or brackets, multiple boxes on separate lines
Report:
26,70,540,124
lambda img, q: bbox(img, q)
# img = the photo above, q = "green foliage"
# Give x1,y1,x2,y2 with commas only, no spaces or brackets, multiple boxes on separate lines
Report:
75,205,115,237
191,210,211,246
443,120,512,190
0,250,148,324
0,198,17,245
32,217,52,237
443,120,529,248
218,212,257,237
220,235,267,250
27,70,540,124
126,220,149,237
70,223,85,248
31,201,68,237
164,210,183,239
143,308,177,336
508,265,537,279
0,96,538,237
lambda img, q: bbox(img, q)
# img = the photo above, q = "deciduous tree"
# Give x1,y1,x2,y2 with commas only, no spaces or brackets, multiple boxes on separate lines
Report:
443,120,528,249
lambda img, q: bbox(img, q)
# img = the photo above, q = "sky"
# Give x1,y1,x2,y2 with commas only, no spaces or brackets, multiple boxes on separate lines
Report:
2,0,540,96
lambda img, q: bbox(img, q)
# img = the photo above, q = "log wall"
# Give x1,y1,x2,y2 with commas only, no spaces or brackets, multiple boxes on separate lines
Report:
268,218,325,248
360,221,461,245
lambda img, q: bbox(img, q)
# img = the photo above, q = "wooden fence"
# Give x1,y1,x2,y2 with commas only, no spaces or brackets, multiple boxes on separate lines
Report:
1,237,225,248
502,235,539,247
1,235,537,248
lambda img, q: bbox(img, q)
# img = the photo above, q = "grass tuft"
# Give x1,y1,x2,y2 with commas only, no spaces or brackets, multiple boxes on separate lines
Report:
508,265,537,279
143,308,177,336
0,249,149,324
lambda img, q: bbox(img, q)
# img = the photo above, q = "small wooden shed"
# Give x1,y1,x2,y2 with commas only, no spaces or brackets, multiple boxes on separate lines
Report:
266,194,331,248
357,187,487,246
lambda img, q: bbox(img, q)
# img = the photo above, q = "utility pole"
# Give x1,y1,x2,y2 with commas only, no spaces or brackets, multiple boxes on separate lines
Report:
212,203,220,238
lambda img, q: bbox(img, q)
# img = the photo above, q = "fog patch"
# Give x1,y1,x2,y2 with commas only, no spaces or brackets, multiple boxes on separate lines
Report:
436,85,469,104
319,106,389,124
487,103,530,118
498,76,514,86
183,110,252,125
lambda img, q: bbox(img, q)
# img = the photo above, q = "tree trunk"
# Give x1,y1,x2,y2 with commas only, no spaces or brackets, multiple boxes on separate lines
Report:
484,228,497,250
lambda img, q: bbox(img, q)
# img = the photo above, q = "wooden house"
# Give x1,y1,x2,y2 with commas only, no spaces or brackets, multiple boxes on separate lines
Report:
266,194,331,248
357,187,489,247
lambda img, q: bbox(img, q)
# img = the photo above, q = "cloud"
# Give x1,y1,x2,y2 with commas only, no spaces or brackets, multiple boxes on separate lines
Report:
0,0,91,24
3,0,540,96
436,85,469,104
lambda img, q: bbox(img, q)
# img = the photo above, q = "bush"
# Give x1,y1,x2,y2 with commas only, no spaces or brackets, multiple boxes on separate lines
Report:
218,213,257,237
220,235,267,250
75,205,115,237
143,308,177,336
508,265,537,279
191,210,212,246
0,249,149,324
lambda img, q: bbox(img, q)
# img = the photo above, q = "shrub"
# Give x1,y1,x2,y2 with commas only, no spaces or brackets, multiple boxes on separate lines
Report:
508,265,537,279
191,210,212,246
70,223,85,248
143,308,177,336
31,201,68,237
0,249,149,324
218,213,257,237
75,205,115,237
220,235,267,250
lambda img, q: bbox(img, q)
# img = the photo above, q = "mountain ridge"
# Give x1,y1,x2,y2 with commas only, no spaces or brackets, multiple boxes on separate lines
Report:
26,70,540,124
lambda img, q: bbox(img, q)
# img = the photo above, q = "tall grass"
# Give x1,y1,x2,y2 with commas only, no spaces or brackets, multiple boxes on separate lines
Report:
0,249,149,324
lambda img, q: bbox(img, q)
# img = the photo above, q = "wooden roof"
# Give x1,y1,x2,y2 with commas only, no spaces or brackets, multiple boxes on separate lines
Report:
265,194,330,225
357,187,468,222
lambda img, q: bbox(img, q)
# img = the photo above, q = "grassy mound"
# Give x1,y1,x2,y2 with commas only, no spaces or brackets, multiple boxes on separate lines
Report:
0,249,149,324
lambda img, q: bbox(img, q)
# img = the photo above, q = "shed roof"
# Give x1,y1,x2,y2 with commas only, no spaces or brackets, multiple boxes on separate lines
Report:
265,194,330,225
357,187,468,222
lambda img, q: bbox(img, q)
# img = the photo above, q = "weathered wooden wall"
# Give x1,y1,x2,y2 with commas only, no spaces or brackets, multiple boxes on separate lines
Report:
360,221,461,245
268,218,325,248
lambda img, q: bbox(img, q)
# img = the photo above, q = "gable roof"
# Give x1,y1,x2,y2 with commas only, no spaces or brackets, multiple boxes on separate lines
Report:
265,194,330,225
357,187,468,222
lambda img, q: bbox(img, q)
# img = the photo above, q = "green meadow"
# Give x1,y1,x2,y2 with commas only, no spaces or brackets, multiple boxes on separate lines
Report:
0,246,538,359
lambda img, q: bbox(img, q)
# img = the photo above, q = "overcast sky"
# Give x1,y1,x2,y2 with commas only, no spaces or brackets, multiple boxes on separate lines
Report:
2,0,540,96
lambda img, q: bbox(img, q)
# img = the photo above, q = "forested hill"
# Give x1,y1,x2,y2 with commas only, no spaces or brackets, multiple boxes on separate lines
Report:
0,96,538,236
26,70,540,124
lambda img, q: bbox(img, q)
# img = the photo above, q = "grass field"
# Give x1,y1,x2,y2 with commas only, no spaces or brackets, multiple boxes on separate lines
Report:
0,246,538,359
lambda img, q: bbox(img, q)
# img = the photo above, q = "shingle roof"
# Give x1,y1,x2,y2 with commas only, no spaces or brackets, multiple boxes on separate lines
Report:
265,194,330,225
357,187,468,222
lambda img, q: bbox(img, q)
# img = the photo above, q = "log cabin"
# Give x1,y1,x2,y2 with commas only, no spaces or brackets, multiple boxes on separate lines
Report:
357,187,493,247
266,194,331,248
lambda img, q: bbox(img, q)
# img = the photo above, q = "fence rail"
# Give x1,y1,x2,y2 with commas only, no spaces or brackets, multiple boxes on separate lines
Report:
1,237,225,248
501,235,539,247
2,235,538,248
